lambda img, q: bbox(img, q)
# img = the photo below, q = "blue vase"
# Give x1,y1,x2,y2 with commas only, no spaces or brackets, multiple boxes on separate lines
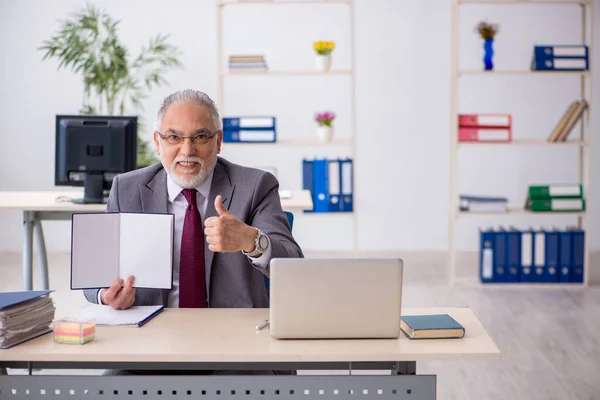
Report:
483,38,494,70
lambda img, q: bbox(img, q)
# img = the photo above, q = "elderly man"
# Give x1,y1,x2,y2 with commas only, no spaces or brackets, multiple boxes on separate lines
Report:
83,89,303,310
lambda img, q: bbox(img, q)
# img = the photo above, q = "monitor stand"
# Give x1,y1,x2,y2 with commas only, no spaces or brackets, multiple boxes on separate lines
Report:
72,172,106,204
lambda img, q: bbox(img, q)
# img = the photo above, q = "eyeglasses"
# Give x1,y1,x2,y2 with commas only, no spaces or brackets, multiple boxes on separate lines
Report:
156,130,219,146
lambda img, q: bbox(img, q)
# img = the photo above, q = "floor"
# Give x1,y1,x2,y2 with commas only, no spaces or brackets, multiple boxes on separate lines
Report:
1,251,600,400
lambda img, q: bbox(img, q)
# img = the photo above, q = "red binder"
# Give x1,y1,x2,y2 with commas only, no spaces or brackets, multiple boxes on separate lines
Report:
459,114,511,128
459,127,512,142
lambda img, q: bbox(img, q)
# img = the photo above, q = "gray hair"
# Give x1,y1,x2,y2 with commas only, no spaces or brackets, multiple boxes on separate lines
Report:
153,89,223,132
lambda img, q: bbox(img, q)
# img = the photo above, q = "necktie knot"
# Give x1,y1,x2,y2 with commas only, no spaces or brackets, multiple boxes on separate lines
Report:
182,189,197,207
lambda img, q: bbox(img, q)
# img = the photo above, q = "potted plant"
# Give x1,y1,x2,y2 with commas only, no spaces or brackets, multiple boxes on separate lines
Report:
475,20,499,71
314,111,335,143
38,3,183,167
313,41,335,72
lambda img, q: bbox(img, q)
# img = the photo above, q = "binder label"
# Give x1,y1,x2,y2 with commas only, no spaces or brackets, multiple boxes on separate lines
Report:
482,247,493,279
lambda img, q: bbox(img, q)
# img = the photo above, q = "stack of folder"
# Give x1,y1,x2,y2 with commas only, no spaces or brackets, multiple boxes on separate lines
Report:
459,194,508,213
228,55,268,73
480,226,584,284
524,184,585,212
0,290,56,349
303,158,353,213
458,113,512,143
531,45,589,71
222,116,276,143
547,100,588,142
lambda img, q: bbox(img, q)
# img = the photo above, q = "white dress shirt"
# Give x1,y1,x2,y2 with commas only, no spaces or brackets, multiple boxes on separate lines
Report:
99,171,272,307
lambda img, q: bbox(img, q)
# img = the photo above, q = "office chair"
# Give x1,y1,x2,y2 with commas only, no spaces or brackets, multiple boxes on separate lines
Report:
264,211,294,294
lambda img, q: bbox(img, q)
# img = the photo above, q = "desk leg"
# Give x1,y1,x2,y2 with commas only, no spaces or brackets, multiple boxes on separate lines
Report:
33,217,49,290
22,211,34,291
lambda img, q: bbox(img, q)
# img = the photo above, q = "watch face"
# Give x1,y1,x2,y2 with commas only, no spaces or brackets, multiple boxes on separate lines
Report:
259,234,268,249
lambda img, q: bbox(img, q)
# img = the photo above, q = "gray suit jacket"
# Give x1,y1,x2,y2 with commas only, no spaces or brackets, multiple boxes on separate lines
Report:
83,157,303,308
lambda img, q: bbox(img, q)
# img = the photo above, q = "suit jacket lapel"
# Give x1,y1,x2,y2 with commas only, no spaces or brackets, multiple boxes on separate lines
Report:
141,169,168,214
205,162,235,291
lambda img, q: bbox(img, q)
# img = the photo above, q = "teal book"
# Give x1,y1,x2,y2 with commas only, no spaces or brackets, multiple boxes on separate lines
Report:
400,314,465,339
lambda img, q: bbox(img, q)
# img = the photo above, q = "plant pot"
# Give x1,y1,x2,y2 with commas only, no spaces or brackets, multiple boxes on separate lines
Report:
317,126,333,143
483,38,494,70
315,54,331,72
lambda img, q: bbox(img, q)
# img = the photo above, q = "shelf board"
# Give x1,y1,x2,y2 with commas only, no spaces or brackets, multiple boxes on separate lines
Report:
220,0,352,4
458,208,585,217
459,69,589,76
222,138,354,146
222,70,352,77
452,277,585,289
458,139,587,147
458,0,591,4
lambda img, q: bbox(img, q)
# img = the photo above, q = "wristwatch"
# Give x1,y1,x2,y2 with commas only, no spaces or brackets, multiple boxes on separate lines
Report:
243,229,269,258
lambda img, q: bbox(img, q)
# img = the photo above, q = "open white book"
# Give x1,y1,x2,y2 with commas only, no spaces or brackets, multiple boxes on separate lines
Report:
71,212,174,290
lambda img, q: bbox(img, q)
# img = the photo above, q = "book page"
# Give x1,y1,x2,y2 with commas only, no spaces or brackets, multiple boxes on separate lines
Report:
60,304,163,326
119,213,173,289
71,213,120,289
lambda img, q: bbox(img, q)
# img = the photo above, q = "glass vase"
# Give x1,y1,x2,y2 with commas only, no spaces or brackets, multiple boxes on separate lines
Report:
483,38,494,70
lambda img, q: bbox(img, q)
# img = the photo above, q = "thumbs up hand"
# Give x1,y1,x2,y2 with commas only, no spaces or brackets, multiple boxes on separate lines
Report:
204,195,258,253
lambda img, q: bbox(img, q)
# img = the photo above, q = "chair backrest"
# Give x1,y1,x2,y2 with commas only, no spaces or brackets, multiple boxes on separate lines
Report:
284,211,294,229
265,211,294,294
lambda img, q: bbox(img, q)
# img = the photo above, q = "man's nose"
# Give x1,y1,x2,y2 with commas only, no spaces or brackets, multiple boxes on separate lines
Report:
179,138,196,156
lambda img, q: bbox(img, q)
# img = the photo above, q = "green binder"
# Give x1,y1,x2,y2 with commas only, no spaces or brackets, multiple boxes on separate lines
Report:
526,197,585,212
528,184,583,199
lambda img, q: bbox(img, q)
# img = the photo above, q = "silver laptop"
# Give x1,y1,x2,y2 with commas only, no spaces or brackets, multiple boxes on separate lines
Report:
268,258,403,339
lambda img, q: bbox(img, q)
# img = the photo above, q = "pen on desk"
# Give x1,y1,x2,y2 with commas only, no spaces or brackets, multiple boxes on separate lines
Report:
256,319,269,331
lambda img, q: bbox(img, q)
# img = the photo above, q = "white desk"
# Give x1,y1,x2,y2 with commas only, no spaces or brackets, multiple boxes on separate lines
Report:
0,190,313,291
0,307,501,399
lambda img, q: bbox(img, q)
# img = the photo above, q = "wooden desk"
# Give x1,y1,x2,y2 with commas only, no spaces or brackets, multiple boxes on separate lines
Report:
0,308,500,400
0,190,313,291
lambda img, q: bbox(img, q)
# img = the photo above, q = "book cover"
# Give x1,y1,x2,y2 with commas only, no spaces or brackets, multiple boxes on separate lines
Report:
400,314,465,339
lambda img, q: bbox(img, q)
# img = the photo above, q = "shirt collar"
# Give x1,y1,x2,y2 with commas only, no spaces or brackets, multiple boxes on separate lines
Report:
166,170,214,203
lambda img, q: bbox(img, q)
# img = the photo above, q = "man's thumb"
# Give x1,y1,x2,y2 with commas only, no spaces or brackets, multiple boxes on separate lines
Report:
215,195,229,216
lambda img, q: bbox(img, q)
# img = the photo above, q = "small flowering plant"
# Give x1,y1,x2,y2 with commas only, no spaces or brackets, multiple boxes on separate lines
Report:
313,41,335,56
475,20,499,40
314,111,335,127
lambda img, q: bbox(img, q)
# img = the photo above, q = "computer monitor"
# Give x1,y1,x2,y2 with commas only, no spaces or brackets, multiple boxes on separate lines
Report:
55,115,138,204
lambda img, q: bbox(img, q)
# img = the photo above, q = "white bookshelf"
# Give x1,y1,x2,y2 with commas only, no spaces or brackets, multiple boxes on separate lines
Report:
449,0,594,287
216,0,358,252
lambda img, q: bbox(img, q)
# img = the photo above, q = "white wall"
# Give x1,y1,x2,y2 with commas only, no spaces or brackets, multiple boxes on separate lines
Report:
0,0,598,256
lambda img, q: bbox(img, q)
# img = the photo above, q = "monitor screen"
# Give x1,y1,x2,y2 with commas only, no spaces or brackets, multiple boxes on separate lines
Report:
55,115,138,204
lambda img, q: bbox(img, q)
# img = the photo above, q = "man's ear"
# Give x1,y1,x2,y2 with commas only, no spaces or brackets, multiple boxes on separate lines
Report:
216,130,223,154
153,131,161,155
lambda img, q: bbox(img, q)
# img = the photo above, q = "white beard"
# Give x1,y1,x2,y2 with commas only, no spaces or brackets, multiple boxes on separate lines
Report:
165,155,217,189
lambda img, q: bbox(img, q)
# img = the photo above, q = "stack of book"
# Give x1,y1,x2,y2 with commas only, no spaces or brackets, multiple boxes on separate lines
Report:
458,113,512,143
524,184,585,212
547,100,588,142
479,225,584,284
459,194,508,213
228,55,268,73
222,116,276,143
531,45,589,71
0,290,56,349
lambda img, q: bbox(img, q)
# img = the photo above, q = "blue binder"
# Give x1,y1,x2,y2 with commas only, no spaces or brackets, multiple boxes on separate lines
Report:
570,227,584,283
0,290,53,310
339,158,353,212
223,116,275,130
479,228,495,283
302,159,315,212
532,228,546,283
494,227,508,282
327,159,341,212
312,158,329,213
506,227,521,282
532,45,589,71
558,229,572,283
520,228,535,283
222,129,276,143
544,229,560,283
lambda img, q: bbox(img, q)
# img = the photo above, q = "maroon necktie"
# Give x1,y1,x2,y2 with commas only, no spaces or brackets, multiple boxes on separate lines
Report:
179,189,207,308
